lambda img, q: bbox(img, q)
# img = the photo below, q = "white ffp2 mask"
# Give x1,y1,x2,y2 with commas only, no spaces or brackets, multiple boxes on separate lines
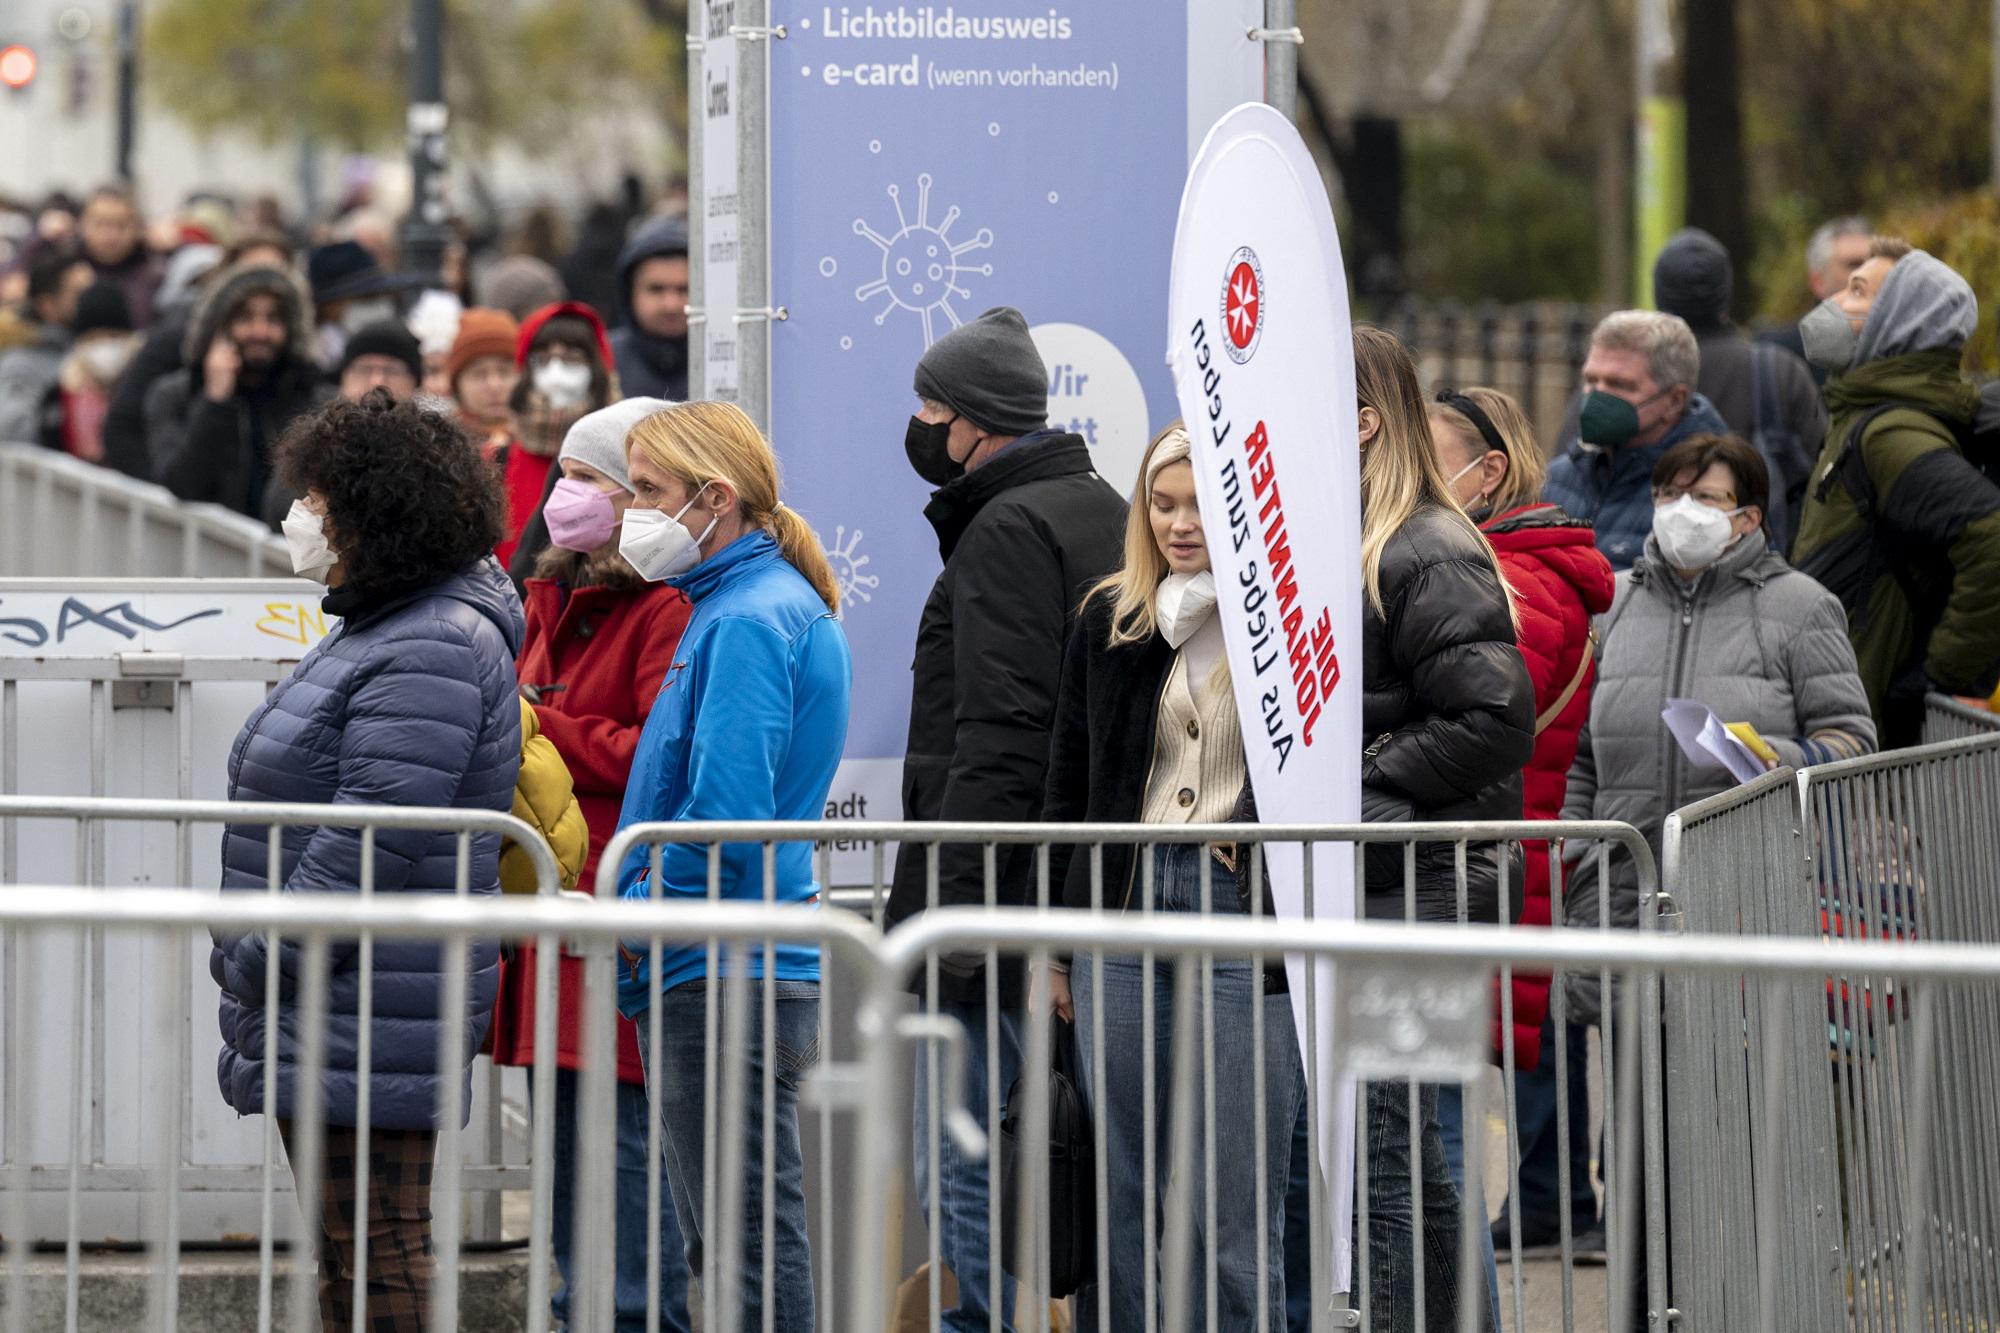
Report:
618,488,720,582
282,499,338,584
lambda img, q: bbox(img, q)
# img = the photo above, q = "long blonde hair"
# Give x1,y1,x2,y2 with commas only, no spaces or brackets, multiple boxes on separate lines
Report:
1427,386,1548,516
1087,423,1191,646
1353,325,1510,614
625,401,841,612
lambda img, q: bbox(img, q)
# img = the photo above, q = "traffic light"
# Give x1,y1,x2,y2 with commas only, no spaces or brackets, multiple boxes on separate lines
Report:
0,43,36,92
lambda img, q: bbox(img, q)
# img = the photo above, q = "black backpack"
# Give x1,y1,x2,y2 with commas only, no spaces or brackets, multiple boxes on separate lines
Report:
997,1023,1097,1297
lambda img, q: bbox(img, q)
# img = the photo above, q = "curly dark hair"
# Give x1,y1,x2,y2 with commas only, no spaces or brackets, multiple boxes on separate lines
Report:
273,391,507,596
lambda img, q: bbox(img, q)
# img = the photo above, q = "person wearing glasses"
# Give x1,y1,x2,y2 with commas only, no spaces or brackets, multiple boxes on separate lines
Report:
1557,432,1873,1269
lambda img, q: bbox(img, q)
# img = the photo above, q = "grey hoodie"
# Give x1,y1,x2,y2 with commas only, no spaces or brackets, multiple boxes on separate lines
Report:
1853,250,1978,367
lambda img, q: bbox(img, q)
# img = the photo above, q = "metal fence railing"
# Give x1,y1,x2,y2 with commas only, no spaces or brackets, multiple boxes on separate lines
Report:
1797,732,2000,1332
0,444,292,579
1658,769,1847,1331
1660,728,2000,1332
5,867,1999,1333
1922,691,2000,743
2,781,1995,1331
0,795,562,1295
1375,298,1604,453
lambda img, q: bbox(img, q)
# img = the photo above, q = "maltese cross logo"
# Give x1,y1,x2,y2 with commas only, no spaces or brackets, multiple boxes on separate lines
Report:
1220,246,1265,365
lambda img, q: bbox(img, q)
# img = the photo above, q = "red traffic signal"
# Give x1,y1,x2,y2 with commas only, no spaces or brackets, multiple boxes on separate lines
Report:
0,44,36,91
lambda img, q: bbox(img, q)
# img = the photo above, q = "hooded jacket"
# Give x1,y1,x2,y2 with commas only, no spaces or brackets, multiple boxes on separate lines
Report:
143,265,331,519
1543,393,1732,571
210,559,525,1129
498,301,617,576
612,530,851,1012
1791,251,2000,747
1479,503,1615,1068
884,432,1128,1006
1561,535,1874,1024
608,217,690,401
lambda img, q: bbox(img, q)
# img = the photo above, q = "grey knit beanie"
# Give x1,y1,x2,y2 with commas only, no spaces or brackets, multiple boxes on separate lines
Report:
912,306,1048,437
558,396,675,493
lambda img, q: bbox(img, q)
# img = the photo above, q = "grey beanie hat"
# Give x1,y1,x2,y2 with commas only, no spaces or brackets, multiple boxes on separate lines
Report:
912,306,1048,437
558,396,675,493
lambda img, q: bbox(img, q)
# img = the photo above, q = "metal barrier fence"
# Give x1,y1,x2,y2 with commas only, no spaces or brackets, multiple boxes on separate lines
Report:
0,444,292,579
1922,691,2000,743
6,795,1995,1331
7,874,2000,1332
0,796,561,1296
1658,769,1846,1331
1797,733,2000,1332
1662,729,2000,1332
586,817,1670,1333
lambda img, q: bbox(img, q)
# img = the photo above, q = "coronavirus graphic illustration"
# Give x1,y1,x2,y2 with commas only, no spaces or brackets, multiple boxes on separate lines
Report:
822,524,880,609
853,174,994,346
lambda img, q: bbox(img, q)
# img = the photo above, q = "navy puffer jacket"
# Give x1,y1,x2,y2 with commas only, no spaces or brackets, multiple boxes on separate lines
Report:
211,559,524,1130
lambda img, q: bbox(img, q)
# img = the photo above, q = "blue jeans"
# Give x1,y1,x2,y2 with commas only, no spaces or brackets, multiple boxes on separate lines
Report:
638,977,820,1333
1283,1100,1313,1333
1358,1080,1466,1333
537,1068,691,1333
912,1000,1024,1332
1434,1083,1501,1332
1070,843,1302,1332
1496,1017,1597,1238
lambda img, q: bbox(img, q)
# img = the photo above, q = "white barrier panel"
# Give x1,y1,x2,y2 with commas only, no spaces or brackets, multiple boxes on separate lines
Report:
0,444,292,580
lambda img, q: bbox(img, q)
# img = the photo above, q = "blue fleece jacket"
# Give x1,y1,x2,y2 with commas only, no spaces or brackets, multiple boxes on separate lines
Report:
1542,393,1730,571
614,529,851,1013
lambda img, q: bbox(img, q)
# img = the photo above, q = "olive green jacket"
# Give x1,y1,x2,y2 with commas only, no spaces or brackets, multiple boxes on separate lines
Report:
1792,349,2000,743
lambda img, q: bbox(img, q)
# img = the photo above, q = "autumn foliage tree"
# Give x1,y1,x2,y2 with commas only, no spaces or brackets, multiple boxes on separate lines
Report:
145,0,682,152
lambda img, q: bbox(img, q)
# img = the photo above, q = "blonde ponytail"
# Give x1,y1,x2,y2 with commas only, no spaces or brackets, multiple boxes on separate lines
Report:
765,503,840,613
626,400,841,613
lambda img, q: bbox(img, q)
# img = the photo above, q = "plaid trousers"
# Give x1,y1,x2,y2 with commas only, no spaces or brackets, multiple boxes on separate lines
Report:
278,1120,438,1332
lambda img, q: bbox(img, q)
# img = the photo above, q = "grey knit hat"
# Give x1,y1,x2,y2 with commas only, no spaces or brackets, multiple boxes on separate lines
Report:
913,306,1048,437
558,396,675,493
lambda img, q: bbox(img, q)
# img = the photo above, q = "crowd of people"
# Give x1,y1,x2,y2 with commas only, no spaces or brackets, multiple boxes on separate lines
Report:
9,183,1998,1332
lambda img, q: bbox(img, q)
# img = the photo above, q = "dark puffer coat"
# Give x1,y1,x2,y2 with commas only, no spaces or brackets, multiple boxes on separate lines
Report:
211,560,524,1130
1360,502,1536,923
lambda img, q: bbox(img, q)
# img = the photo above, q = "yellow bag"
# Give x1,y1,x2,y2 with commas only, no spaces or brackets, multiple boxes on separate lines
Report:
502,698,589,894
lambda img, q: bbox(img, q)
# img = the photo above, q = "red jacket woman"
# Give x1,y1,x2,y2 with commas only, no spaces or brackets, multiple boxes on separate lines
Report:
1432,389,1615,1069
486,397,688,1085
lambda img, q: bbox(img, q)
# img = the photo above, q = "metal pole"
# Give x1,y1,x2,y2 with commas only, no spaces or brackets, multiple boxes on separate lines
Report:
115,1,139,183
1264,0,1298,119
402,0,449,285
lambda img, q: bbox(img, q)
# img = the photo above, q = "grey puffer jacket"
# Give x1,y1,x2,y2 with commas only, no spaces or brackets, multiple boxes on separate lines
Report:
1562,533,1874,1023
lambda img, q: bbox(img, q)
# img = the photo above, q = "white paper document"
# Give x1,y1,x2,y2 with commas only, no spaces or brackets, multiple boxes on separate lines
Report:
1662,698,1768,785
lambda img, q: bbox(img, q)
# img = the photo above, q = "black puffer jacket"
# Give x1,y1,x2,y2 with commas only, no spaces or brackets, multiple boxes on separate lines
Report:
884,431,1126,1005
1359,502,1536,923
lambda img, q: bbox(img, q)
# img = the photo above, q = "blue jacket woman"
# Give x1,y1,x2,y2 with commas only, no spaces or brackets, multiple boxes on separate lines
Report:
609,399,850,1333
211,392,519,1331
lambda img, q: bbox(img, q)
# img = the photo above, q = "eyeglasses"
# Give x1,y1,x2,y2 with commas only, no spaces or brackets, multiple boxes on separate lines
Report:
1651,485,1737,509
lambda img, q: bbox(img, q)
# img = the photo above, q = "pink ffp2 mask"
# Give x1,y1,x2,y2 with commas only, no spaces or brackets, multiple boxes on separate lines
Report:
544,477,620,553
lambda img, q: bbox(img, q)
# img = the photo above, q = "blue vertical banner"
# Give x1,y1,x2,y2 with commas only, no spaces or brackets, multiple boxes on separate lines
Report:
765,2,1262,848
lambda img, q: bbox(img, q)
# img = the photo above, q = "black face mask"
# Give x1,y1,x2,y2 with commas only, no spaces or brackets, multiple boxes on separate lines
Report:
905,413,964,487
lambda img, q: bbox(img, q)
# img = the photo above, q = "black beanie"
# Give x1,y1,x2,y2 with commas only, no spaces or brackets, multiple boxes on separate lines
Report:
1653,228,1732,331
338,319,424,380
71,281,133,338
912,306,1047,437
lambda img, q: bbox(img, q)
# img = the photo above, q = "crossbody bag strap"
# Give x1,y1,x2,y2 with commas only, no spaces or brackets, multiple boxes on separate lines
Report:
1535,624,1599,735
